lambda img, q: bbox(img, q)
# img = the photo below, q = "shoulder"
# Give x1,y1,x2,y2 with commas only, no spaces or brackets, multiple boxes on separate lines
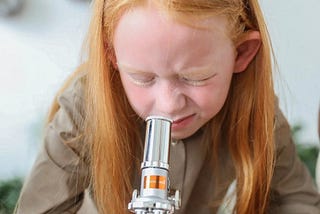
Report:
58,70,87,110
47,68,88,156
270,99,320,212
56,69,87,124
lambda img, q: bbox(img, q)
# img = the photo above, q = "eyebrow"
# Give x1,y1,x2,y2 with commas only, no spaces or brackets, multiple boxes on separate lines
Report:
117,63,151,74
117,62,214,76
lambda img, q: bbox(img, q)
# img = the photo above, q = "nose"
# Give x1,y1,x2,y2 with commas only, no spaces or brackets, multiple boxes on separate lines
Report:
155,80,186,116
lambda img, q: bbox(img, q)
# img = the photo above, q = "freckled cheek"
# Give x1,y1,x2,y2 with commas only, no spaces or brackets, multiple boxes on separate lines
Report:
122,84,154,115
194,93,219,111
119,75,147,109
191,86,230,116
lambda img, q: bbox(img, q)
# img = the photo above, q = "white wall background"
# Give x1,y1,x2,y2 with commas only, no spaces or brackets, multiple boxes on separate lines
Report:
0,0,319,179
0,0,90,179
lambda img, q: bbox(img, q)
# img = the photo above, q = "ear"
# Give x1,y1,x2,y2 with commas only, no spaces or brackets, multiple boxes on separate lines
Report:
233,31,261,73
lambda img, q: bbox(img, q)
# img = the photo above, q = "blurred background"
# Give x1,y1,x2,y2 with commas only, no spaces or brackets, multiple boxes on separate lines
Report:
0,0,319,212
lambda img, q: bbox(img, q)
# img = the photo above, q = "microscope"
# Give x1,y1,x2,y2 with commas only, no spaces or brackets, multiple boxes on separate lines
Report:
128,116,181,214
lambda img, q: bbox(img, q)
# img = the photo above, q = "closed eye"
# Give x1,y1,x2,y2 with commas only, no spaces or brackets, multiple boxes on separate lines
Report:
127,73,156,86
180,73,217,86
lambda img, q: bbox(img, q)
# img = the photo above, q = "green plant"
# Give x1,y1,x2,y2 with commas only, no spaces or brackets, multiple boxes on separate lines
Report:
0,177,23,214
296,144,319,178
292,123,319,179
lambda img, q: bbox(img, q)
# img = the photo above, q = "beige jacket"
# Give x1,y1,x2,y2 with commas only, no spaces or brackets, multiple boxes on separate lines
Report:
15,74,320,213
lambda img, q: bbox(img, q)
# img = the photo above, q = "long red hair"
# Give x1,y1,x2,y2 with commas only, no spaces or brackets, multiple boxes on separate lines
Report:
48,0,275,213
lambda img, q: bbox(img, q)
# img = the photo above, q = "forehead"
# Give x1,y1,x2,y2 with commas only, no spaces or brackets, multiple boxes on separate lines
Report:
114,4,230,39
113,5,231,47
113,4,234,70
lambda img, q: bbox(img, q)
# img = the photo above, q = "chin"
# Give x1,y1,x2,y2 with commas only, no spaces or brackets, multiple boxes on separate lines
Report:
171,129,196,141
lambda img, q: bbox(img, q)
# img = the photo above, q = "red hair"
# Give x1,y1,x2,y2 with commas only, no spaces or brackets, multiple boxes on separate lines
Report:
48,0,275,213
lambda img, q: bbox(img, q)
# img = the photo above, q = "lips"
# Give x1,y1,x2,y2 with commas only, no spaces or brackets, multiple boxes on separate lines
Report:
173,115,192,123
172,114,195,129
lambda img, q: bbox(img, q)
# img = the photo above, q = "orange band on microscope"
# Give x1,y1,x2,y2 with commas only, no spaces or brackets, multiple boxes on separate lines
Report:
143,175,166,190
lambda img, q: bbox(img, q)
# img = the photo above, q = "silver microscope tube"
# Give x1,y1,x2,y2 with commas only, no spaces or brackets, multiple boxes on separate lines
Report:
141,116,172,169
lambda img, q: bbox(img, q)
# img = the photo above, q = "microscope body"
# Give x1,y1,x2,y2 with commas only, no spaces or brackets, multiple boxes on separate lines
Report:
128,116,181,214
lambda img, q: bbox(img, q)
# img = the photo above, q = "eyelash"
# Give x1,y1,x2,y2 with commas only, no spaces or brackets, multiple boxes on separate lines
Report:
127,74,214,87
128,75,155,86
180,76,211,86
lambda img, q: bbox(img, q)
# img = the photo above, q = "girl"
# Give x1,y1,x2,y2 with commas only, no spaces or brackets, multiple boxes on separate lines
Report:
15,0,320,213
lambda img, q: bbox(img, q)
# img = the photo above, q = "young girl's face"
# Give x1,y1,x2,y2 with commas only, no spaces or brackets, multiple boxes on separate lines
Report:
114,5,237,140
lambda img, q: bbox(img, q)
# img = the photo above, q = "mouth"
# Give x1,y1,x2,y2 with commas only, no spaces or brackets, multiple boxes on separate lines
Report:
172,114,195,129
